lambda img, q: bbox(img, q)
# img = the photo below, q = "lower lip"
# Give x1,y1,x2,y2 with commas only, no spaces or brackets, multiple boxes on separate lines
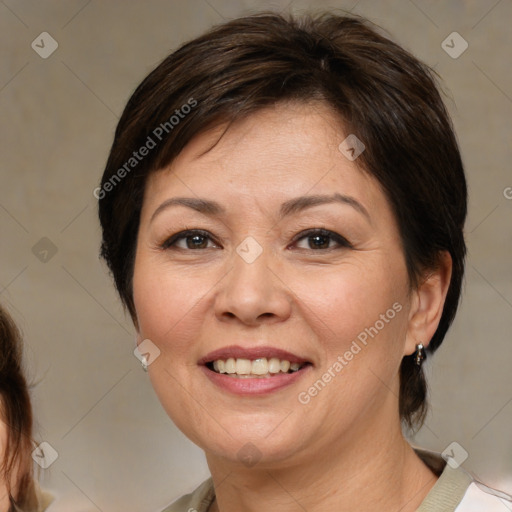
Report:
200,365,311,395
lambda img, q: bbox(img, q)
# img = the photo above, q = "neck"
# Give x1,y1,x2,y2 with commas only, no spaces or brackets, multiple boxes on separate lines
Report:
206,411,437,512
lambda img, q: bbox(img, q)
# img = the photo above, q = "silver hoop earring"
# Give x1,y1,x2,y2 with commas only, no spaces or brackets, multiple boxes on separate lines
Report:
415,343,425,366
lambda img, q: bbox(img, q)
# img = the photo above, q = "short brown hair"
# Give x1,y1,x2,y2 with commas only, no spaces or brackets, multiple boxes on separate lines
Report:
98,12,467,429
0,305,38,509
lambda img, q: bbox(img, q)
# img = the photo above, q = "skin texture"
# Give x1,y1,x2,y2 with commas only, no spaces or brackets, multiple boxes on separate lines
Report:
133,102,452,512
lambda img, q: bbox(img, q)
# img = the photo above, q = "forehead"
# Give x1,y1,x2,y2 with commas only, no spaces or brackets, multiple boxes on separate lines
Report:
142,102,387,220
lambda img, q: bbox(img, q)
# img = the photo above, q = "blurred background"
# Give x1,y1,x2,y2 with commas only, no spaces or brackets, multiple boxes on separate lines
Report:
1,0,511,510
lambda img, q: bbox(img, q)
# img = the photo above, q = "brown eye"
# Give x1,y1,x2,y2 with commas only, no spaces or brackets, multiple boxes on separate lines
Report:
293,229,352,251
162,230,218,250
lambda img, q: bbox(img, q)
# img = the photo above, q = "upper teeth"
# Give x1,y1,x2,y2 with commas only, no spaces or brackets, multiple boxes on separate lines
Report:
212,358,303,375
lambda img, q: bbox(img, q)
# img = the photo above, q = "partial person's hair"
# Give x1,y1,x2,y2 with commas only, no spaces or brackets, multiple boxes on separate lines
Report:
0,305,38,510
97,12,467,430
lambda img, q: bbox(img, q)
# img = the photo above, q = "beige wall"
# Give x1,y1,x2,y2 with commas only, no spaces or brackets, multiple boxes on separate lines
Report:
1,0,511,509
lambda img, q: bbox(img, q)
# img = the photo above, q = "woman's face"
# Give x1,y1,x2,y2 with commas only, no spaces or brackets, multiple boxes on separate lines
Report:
133,102,417,466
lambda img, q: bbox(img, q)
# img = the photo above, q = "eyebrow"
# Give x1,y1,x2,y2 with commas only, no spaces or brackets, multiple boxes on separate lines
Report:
150,193,371,223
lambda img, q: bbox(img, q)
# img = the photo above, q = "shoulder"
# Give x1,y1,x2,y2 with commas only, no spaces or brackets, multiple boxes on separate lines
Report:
159,478,215,512
413,446,512,512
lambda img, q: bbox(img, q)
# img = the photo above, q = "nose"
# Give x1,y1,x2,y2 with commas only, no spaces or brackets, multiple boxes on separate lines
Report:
214,244,292,326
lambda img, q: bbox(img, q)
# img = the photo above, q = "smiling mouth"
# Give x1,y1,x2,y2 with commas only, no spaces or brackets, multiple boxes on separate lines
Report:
205,357,311,378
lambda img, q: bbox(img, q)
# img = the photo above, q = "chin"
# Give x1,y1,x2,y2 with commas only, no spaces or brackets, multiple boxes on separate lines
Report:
194,423,311,469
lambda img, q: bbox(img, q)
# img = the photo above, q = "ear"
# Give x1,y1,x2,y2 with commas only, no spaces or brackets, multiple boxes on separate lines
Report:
404,251,452,356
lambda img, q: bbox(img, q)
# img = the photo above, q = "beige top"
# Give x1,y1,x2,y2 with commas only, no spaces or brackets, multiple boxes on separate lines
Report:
160,448,512,512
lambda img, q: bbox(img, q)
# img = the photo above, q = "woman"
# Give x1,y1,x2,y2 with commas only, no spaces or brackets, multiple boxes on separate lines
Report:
97,12,512,511
0,305,54,511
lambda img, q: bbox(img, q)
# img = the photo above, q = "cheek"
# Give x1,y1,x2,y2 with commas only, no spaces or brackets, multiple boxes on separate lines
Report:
132,257,212,361
294,264,409,415
132,258,214,442
292,258,408,353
